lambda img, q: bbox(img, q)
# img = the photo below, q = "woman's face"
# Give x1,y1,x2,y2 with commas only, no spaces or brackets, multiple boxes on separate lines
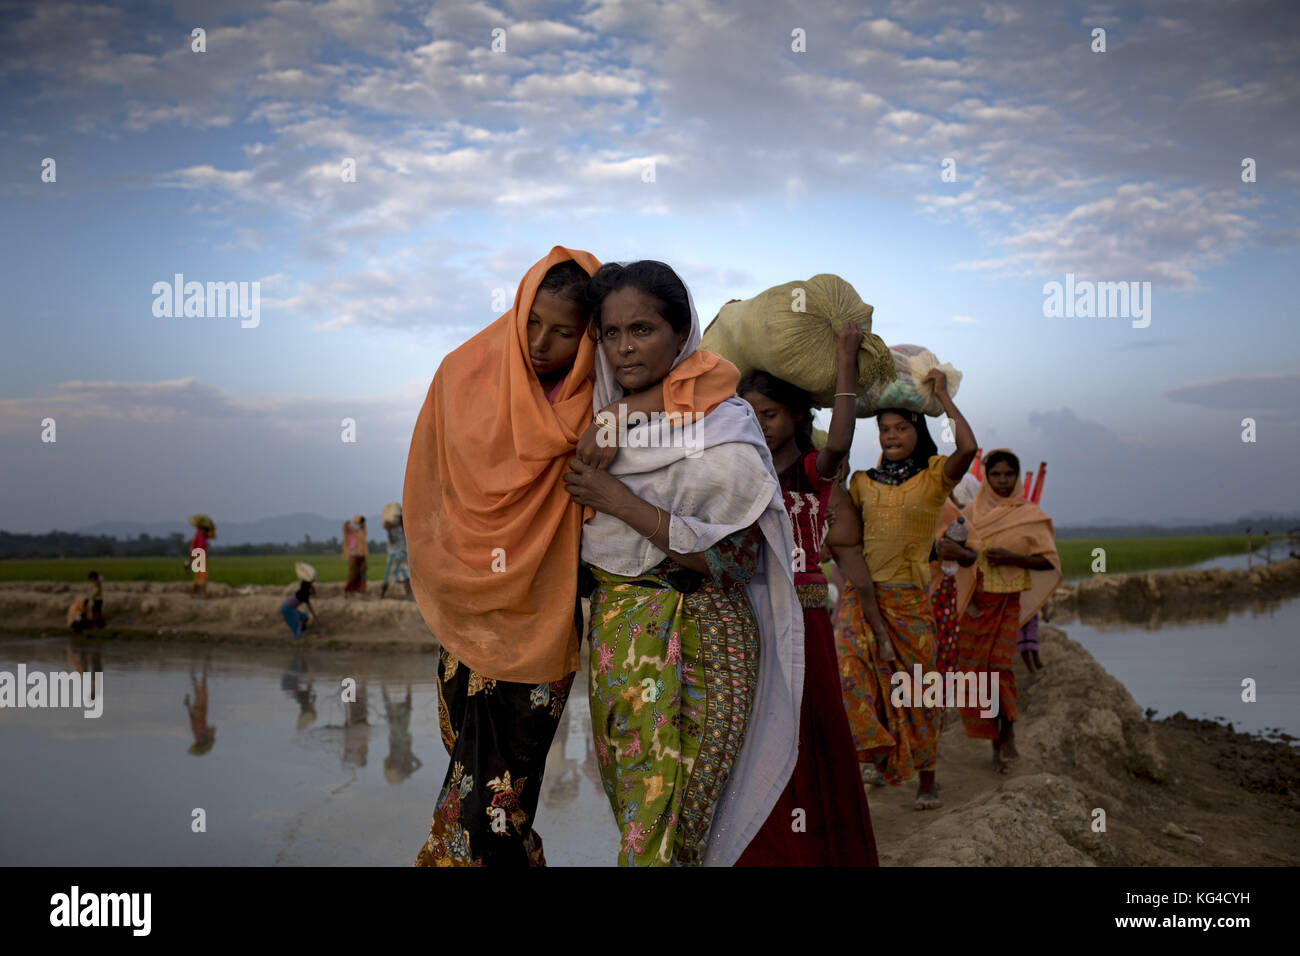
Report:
986,460,1019,497
598,286,689,394
877,412,917,461
527,289,586,379
741,390,797,452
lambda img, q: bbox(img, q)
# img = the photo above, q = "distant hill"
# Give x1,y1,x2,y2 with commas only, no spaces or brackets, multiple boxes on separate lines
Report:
75,513,380,548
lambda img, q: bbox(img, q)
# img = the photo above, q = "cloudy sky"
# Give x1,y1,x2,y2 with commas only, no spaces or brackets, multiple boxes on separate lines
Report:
1,0,1298,532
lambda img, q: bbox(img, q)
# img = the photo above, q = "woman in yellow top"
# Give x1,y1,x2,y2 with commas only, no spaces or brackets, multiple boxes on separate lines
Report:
827,370,976,809
947,449,1061,773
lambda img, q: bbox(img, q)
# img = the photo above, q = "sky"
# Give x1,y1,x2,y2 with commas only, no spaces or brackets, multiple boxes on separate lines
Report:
1,0,1298,532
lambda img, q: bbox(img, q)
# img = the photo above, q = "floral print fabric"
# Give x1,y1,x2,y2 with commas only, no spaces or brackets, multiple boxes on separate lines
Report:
413,648,574,867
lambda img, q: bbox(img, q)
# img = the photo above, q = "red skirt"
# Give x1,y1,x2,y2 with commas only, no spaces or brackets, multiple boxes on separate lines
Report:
736,604,878,866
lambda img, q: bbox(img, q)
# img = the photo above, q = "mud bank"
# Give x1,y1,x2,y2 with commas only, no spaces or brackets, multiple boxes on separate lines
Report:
1044,556,1300,626
868,624,1300,866
0,580,437,652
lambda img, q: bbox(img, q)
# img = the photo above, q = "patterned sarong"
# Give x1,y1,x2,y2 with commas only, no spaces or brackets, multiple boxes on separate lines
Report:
956,588,1020,740
833,582,941,786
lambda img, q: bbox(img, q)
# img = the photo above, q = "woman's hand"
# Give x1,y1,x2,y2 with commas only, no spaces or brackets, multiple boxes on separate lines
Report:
985,547,1021,567
922,367,949,396
937,538,969,562
575,413,618,470
835,320,863,372
564,457,631,515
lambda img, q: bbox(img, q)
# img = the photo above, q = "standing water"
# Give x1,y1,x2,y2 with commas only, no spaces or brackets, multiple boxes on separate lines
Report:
0,637,619,866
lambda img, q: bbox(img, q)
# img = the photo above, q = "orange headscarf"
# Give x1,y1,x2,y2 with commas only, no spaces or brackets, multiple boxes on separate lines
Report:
402,246,739,683
956,449,1061,626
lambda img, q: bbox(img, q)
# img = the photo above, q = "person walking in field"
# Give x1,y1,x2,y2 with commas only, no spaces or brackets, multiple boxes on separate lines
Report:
343,515,368,597
381,504,412,600
188,516,215,599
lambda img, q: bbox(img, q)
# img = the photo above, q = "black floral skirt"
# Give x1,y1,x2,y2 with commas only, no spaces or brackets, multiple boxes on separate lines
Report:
413,647,575,867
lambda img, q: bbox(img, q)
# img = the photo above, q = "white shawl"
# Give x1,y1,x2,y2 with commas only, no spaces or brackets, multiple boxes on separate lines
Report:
583,269,804,867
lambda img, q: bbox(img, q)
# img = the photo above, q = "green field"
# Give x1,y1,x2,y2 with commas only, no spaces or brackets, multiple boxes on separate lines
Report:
0,535,1276,585
1056,535,1265,580
0,555,364,586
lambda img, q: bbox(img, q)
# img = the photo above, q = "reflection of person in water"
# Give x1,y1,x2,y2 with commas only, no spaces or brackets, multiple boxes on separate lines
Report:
381,684,422,784
64,641,103,701
280,652,317,731
342,680,368,768
185,666,216,755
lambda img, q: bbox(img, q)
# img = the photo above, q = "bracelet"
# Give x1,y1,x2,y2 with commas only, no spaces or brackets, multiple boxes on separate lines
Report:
645,506,663,539
833,392,856,398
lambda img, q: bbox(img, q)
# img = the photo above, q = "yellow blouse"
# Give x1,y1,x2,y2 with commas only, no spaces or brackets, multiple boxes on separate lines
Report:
848,455,957,588
975,548,1032,593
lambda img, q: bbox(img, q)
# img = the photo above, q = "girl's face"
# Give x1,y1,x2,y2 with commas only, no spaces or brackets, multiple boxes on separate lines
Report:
598,286,689,394
877,412,917,461
741,390,798,452
527,289,586,379
986,460,1019,497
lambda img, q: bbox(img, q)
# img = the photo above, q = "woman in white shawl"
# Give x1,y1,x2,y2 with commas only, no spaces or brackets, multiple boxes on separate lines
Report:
563,261,803,867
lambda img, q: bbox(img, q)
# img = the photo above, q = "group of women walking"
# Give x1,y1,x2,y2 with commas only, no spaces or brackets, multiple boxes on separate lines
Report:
402,246,1060,867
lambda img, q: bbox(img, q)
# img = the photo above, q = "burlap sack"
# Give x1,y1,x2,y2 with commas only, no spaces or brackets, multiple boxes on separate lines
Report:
858,343,962,417
701,274,893,410
381,502,402,529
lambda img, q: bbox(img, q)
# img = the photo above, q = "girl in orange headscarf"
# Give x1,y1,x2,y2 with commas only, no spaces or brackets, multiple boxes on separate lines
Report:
949,449,1061,772
403,247,736,867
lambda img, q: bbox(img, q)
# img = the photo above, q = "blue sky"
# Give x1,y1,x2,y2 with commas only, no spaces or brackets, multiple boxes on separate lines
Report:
2,0,1298,532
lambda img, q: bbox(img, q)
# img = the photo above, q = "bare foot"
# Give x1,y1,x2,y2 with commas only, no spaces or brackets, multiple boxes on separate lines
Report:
914,791,942,811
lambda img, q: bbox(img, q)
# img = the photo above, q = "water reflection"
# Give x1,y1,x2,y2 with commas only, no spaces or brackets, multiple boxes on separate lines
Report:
382,684,421,784
184,664,216,756
280,652,317,731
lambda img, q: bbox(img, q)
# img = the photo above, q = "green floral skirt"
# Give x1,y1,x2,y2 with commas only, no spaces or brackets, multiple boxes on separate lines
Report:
588,567,760,866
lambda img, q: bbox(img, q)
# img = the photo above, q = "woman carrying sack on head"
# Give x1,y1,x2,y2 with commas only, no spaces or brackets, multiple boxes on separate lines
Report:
827,371,977,810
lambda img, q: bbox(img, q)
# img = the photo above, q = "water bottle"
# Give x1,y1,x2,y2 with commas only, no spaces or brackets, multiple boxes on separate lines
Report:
941,516,968,576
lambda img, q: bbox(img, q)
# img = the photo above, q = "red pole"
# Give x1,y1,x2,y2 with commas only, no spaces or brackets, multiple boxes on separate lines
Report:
972,448,983,481
1022,472,1033,498
1032,462,1047,503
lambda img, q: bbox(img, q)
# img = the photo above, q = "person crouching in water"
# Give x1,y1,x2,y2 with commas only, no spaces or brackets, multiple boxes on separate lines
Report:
282,564,319,641
735,328,878,866
949,449,1060,773
826,372,976,810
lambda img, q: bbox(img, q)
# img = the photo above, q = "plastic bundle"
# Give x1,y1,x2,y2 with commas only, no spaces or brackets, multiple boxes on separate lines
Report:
857,343,962,418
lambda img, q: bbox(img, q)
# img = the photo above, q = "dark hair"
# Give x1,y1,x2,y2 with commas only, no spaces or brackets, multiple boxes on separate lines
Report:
877,407,938,467
585,260,692,341
538,260,590,303
983,449,1021,475
738,370,816,455
88,571,99,579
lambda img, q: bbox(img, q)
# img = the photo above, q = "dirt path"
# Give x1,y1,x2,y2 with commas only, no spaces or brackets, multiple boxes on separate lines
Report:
866,628,1300,866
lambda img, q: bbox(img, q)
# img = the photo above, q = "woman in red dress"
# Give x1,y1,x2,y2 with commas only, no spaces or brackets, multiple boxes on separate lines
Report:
735,322,877,866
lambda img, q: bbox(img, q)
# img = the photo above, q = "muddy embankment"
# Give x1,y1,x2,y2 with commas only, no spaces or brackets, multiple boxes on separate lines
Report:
870,621,1300,866
1044,556,1300,627
0,580,437,652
